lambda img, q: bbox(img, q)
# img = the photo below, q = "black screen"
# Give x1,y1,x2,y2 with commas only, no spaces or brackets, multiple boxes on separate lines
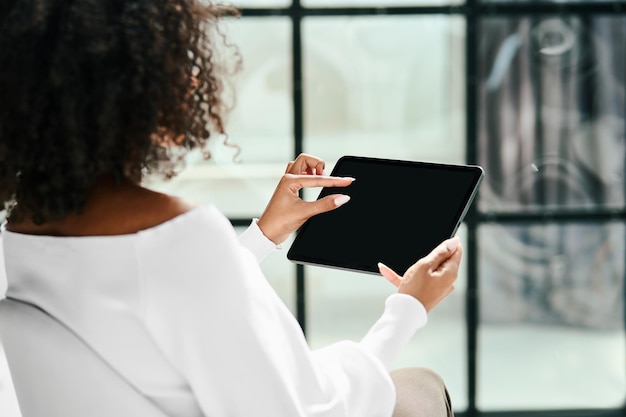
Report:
287,156,483,275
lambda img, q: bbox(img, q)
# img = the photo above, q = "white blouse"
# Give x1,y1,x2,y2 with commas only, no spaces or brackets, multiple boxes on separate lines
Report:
1,204,428,417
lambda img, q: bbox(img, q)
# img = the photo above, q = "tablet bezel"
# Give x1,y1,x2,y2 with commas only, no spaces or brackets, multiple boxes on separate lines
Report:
286,155,484,275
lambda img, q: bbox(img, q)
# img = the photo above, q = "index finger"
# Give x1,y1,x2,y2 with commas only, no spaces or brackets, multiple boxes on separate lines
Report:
284,173,355,190
287,153,326,176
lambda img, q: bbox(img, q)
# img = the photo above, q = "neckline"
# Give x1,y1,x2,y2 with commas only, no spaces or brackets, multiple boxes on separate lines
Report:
0,204,211,241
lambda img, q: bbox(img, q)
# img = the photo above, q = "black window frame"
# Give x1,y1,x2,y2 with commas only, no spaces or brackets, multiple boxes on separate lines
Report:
230,2,626,416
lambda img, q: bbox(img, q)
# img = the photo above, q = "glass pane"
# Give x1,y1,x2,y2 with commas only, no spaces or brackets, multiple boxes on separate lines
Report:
230,0,290,7
481,0,625,4
236,227,297,314
145,17,292,218
478,222,626,410
303,16,465,164
478,16,626,212
304,0,463,7
307,225,469,412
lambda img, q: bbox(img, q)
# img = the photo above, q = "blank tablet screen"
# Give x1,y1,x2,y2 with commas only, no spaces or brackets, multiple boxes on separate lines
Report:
287,155,484,275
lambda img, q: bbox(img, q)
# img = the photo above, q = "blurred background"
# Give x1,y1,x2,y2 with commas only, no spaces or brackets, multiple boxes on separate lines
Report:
1,0,625,416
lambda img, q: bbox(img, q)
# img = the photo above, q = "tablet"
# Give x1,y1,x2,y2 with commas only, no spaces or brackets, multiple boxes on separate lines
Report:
287,155,484,275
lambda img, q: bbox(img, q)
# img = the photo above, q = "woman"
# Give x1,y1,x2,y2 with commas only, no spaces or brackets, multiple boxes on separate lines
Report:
0,1,461,416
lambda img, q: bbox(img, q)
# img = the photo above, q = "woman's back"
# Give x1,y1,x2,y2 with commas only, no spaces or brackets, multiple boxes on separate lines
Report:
3,201,210,416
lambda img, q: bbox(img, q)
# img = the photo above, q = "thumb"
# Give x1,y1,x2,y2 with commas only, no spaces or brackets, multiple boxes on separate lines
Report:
422,237,460,271
378,262,402,288
308,194,351,217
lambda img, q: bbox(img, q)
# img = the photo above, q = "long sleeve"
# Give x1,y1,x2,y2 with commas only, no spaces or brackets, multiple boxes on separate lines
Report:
238,218,429,371
360,294,428,370
138,205,426,417
238,218,276,263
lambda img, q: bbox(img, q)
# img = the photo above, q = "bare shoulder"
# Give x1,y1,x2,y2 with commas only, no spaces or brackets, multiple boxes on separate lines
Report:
6,179,199,237
90,183,199,236
139,188,198,227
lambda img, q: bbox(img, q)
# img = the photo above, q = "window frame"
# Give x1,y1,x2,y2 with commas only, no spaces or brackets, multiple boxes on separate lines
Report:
231,2,626,416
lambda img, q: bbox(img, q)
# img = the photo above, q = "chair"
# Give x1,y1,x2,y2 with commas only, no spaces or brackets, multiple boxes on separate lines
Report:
0,298,170,417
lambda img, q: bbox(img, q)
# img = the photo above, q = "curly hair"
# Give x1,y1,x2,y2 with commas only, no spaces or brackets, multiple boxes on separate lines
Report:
0,0,240,224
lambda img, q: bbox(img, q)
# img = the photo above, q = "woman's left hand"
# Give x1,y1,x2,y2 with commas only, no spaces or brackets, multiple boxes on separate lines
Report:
257,153,354,245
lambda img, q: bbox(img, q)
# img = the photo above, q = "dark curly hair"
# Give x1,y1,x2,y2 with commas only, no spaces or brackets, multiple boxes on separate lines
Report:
0,0,240,224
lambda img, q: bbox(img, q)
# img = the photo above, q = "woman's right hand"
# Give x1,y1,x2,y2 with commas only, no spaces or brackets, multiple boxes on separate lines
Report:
257,153,354,245
378,237,462,312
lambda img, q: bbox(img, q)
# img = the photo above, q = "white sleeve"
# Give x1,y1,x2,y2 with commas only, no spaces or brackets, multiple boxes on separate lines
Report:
360,294,428,370
238,218,276,262
140,206,426,417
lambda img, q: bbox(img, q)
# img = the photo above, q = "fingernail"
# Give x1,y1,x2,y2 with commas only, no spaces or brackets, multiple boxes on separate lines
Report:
445,237,459,251
344,177,356,181
334,195,351,207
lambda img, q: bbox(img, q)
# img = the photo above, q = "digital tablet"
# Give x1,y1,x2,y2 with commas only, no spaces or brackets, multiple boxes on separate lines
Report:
287,155,484,275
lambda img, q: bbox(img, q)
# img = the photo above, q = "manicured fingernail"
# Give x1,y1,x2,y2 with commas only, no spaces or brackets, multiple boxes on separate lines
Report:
344,177,356,181
446,237,459,251
334,195,351,207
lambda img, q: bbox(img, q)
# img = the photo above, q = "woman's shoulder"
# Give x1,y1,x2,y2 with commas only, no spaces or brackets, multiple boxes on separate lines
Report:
5,179,204,237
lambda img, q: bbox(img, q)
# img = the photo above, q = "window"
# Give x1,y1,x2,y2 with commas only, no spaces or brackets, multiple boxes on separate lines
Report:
146,1,626,415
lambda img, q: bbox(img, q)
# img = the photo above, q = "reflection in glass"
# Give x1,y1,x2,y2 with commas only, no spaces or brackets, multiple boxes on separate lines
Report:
307,226,469,411
144,18,291,218
478,222,625,410
303,16,465,164
477,16,626,212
